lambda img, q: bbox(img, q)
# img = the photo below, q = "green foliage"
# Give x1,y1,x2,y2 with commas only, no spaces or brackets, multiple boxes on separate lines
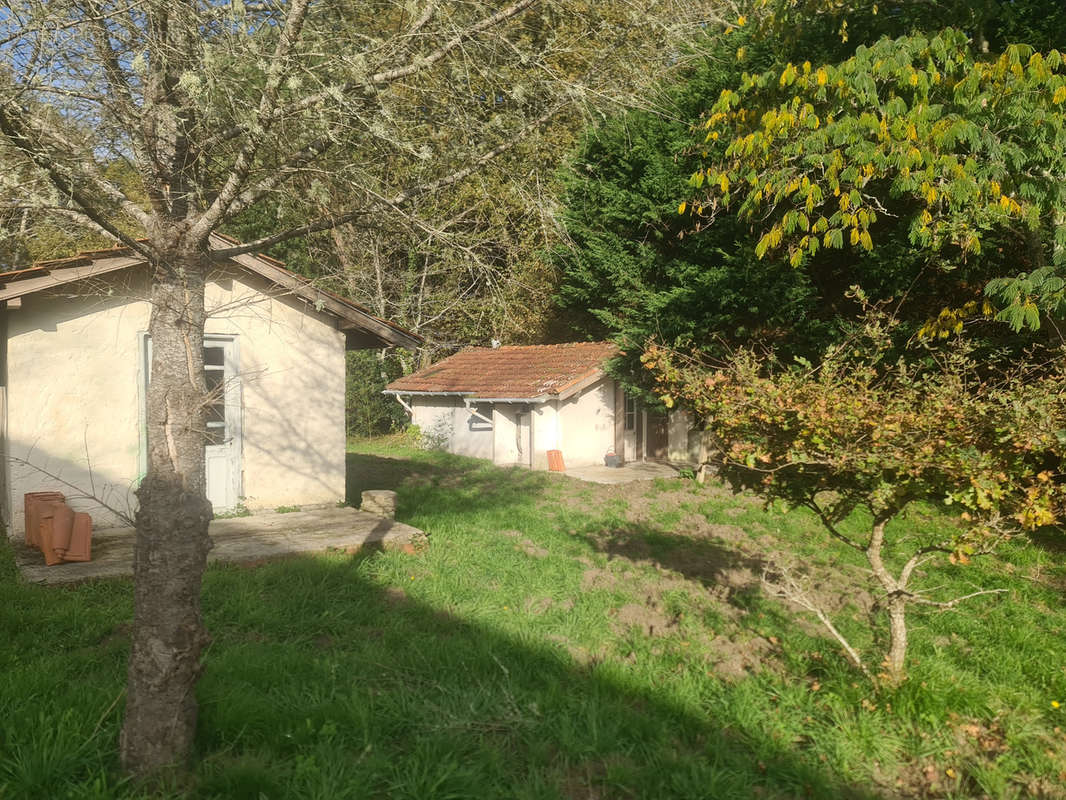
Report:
753,0,1066,53
686,28,1066,330
346,350,408,439
643,294,1066,679
554,31,829,389
646,302,1066,536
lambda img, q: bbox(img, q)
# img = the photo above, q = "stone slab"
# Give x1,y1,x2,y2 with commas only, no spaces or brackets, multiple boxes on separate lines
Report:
12,506,426,586
564,462,680,485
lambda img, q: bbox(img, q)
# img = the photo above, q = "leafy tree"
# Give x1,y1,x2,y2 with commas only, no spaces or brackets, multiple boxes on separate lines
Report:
215,2,707,358
554,31,830,391
347,350,408,437
643,295,1066,683
684,29,1066,332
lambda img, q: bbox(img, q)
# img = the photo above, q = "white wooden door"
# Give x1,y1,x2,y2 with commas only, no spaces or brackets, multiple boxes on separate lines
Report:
203,337,241,511
516,410,531,467
622,394,637,462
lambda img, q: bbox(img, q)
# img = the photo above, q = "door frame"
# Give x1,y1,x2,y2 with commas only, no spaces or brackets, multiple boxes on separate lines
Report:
138,332,242,511
203,335,242,511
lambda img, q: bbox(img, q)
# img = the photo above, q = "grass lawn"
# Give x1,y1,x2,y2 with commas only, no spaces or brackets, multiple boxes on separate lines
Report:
2,437,1066,799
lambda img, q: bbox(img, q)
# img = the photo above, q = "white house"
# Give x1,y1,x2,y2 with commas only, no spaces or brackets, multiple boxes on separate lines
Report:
384,342,702,470
0,234,420,538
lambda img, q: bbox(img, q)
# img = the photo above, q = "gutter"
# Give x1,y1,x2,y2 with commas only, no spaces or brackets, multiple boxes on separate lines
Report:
382,389,548,404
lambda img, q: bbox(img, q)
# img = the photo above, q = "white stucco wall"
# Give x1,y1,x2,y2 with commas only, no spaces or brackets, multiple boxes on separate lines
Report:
399,378,617,470
410,396,492,460
4,266,347,538
493,405,536,466
450,402,493,460
205,269,346,513
556,378,616,468
531,401,560,470
410,396,458,448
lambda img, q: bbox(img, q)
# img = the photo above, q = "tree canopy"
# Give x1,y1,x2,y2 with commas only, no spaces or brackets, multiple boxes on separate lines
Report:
685,28,1066,332
643,295,1066,681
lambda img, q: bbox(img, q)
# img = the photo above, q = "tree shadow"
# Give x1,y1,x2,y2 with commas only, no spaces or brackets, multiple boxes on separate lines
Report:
193,552,884,799
576,520,771,612
346,450,561,515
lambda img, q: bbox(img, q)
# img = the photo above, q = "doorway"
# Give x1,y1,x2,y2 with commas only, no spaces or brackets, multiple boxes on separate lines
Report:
140,334,242,511
202,337,242,511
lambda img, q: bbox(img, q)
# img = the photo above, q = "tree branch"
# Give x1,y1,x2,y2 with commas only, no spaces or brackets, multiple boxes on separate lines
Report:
190,0,314,240
0,102,151,257
762,565,873,680
804,498,865,551
905,588,1008,608
210,102,563,258
193,0,539,157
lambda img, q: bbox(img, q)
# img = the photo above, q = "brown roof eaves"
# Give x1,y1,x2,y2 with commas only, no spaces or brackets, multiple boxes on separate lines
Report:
385,342,619,400
0,235,421,350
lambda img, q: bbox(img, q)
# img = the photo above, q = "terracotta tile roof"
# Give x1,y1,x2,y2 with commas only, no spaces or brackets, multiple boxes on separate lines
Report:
386,342,619,399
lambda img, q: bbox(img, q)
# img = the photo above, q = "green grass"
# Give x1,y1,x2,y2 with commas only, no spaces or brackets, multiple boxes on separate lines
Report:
2,436,1066,798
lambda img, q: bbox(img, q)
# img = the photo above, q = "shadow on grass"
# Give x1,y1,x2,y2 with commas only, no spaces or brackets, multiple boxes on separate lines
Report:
193,552,882,800
347,450,559,517
576,521,770,610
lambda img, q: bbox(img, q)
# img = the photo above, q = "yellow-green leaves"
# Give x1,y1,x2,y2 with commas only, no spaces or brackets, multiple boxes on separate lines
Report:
685,29,1066,285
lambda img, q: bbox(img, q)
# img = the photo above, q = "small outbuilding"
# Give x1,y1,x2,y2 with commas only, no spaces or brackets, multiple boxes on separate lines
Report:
384,342,701,470
0,234,420,538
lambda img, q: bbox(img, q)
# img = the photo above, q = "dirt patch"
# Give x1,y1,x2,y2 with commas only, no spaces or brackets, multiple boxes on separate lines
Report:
383,586,408,605
499,529,523,539
582,568,618,591
678,514,746,543
705,633,776,681
525,596,577,615
525,596,553,615
612,601,679,637
517,538,550,558
719,565,758,590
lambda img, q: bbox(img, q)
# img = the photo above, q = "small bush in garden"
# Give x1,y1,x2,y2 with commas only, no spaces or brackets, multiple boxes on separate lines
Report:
644,291,1066,683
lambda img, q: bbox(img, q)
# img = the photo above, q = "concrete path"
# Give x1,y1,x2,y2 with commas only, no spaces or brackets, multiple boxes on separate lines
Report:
13,506,426,586
565,462,680,485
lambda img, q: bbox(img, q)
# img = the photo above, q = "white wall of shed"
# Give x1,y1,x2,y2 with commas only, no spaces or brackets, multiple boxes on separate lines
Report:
492,405,522,465
206,268,347,513
555,378,615,468
4,268,347,538
531,400,559,470
410,397,493,460
450,403,493,460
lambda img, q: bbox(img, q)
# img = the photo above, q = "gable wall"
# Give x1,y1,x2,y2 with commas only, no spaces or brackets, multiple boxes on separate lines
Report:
556,378,616,468
205,268,346,512
4,268,346,538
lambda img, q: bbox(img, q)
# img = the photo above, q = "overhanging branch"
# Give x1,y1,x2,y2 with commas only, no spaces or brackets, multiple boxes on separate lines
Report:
209,103,563,259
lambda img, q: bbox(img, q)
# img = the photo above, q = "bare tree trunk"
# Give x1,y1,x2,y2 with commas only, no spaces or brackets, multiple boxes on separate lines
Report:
865,514,910,685
120,245,214,775
884,595,908,685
